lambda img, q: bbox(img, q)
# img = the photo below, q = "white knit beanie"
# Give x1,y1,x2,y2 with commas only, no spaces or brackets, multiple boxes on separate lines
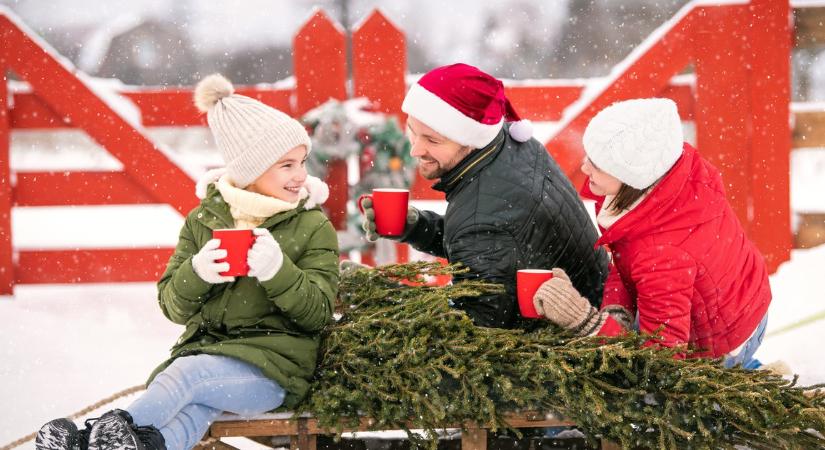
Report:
194,74,312,188
582,98,683,190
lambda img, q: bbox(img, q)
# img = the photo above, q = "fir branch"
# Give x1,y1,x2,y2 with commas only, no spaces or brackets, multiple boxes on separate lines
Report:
298,262,825,449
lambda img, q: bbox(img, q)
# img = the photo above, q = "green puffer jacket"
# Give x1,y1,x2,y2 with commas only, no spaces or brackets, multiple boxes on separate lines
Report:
148,184,339,408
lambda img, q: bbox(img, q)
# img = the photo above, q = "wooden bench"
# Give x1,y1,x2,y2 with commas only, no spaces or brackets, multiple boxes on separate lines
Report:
194,411,621,450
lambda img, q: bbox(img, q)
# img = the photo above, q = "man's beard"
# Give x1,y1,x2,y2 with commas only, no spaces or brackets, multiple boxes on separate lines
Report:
417,159,447,180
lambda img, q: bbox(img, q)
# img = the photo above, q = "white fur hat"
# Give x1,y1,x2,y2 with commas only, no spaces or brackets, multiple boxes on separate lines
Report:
194,74,311,188
583,98,683,190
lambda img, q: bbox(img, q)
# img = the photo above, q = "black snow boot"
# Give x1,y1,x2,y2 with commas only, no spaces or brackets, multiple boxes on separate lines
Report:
134,425,166,450
87,409,166,450
35,418,81,450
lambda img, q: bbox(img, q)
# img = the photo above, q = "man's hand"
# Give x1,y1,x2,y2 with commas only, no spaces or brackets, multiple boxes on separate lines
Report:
360,197,419,242
533,268,605,335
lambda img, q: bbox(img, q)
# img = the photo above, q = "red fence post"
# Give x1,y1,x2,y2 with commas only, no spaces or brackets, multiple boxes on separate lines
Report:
352,10,406,118
0,13,197,215
294,10,348,229
0,68,12,295
747,0,792,272
544,11,694,188
693,6,752,234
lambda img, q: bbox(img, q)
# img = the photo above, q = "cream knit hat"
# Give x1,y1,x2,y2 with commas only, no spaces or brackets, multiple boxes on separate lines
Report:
194,74,311,188
582,98,683,190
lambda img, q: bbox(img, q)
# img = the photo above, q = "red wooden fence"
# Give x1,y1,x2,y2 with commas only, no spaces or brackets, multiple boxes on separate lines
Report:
0,1,792,294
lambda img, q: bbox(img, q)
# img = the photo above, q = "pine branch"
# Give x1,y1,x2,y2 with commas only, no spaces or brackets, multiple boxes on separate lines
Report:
298,262,825,449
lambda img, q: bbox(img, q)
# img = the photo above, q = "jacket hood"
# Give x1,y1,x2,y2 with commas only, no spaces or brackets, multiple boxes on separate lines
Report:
593,143,728,247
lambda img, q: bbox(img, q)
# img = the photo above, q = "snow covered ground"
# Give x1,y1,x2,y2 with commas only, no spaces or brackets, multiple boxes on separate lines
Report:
1,243,824,449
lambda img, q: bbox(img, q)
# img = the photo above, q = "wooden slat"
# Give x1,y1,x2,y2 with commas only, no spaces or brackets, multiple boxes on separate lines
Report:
461,428,487,450
13,171,155,206
1,66,13,295
16,248,173,284
794,6,825,49
192,440,241,450
210,413,575,438
793,110,825,148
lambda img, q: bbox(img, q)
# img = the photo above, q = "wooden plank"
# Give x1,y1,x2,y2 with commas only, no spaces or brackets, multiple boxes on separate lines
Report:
289,434,317,450
794,6,825,49
352,9,406,119
123,88,295,127
13,172,155,206
193,440,241,450
16,248,173,284
210,413,575,438
293,10,346,116
793,110,825,148
694,5,752,234
0,66,12,294
293,10,348,229
747,0,792,273
461,428,487,450
600,442,622,450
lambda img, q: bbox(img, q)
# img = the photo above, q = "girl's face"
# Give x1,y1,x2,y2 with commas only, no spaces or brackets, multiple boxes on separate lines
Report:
247,145,308,202
581,157,623,196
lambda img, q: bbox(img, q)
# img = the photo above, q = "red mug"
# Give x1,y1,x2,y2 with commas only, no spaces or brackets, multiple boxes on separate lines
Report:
357,188,410,236
516,269,554,319
213,229,255,276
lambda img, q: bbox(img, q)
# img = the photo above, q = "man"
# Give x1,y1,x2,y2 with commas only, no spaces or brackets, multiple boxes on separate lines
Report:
361,63,608,328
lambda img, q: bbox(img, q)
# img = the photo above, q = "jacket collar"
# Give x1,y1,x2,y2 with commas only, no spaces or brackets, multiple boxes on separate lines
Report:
594,143,724,247
432,129,506,195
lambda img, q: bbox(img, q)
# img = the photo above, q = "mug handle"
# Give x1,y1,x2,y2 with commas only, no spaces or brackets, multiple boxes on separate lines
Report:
357,194,373,214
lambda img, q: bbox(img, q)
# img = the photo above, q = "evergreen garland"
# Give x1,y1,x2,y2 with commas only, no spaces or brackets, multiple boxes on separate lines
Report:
298,262,825,449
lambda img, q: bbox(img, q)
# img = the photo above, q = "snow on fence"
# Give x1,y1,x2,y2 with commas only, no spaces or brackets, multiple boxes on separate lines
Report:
0,1,809,295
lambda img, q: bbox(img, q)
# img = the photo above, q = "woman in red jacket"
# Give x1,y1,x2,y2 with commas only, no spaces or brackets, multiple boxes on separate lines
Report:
533,98,771,368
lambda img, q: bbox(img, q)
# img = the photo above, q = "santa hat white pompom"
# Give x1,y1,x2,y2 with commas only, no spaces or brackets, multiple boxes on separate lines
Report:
508,119,533,143
194,74,234,113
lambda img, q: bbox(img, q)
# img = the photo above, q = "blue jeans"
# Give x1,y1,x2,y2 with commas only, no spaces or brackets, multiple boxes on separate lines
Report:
722,313,768,369
127,354,285,450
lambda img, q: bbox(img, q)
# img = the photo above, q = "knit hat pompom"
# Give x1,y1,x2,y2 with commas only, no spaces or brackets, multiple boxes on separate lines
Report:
194,74,234,113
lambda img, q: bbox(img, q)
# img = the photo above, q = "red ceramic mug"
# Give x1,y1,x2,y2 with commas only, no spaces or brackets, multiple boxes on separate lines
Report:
357,188,410,236
213,229,255,276
516,269,554,319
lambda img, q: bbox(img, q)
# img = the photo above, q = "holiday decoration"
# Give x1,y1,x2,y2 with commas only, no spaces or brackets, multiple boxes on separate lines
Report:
302,98,414,253
299,262,825,450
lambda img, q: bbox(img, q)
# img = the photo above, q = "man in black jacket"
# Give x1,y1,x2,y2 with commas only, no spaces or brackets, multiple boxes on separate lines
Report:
361,63,608,329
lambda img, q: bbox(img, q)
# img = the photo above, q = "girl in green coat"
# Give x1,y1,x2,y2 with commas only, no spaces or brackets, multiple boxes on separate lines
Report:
36,74,339,450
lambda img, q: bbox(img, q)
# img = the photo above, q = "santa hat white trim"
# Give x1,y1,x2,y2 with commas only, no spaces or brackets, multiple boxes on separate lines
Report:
402,83,503,149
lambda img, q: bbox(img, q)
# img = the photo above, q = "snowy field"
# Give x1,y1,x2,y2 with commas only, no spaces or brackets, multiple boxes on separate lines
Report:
1,242,824,449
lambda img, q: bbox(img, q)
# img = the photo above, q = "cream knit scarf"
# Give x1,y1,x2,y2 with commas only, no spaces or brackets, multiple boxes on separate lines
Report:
216,175,301,229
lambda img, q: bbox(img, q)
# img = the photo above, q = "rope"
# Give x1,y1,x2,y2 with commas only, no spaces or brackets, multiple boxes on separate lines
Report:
0,384,145,450
766,309,825,338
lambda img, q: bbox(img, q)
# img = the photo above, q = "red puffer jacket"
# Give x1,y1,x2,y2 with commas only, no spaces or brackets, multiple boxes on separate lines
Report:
585,143,771,358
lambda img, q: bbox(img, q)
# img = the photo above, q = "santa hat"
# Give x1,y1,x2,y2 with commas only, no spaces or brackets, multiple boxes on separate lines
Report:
583,98,684,190
401,63,533,149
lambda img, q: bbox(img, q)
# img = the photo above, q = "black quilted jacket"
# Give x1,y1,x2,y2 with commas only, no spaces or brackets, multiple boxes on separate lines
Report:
402,128,609,328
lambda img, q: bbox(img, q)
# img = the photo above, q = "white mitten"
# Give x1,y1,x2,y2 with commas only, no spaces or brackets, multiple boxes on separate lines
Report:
191,238,235,284
247,228,284,281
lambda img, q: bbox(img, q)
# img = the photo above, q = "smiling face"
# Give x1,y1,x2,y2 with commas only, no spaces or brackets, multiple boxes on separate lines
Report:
581,156,623,196
406,116,473,180
246,145,308,201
